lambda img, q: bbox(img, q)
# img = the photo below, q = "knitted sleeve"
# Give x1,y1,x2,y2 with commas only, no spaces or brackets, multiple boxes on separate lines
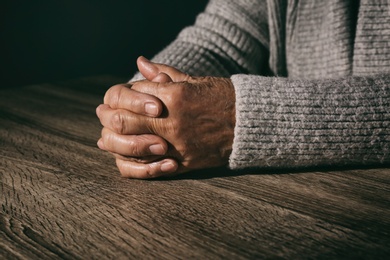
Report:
130,0,269,81
230,74,390,169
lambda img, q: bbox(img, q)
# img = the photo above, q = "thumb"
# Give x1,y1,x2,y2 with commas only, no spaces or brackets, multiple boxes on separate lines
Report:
137,56,188,82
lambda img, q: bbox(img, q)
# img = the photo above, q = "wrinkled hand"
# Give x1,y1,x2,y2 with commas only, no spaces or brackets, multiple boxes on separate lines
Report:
96,57,235,179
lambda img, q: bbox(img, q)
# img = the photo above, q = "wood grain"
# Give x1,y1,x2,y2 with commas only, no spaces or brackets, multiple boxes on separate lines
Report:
1,76,389,259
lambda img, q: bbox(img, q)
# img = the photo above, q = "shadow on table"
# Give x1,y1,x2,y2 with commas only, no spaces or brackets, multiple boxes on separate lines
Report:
161,163,390,181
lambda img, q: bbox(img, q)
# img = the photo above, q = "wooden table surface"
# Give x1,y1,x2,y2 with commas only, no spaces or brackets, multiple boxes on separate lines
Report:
1,76,389,259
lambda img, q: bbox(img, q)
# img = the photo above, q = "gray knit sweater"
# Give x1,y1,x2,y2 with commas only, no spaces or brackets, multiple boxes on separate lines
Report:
132,0,390,169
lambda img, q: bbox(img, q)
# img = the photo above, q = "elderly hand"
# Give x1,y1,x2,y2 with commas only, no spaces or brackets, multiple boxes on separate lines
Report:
96,57,235,178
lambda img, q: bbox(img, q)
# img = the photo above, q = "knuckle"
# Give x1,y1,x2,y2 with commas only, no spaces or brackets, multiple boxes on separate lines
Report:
184,74,192,82
147,118,159,134
164,86,185,109
130,81,143,91
127,139,143,156
101,129,109,141
166,116,181,137
144,164,158,178
104,84,124,107
169,118,181,136
116,159,127,176
111,112,126,134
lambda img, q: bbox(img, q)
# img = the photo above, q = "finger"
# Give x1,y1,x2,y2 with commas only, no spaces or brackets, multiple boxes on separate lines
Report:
96,105,152,135
116,158,178,179
137,56,189,82
111,153,162,163
103,84,162,117
98,127,168,156
153,72,172,83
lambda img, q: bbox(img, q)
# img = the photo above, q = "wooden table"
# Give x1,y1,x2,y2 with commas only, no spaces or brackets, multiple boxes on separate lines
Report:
1,76,389,259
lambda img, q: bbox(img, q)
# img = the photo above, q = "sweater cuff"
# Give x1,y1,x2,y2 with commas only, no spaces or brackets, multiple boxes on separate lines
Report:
229,74,276,169
229,74,390,169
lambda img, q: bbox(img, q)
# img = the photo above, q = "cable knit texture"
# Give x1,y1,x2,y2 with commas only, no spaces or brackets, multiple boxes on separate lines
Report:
130,0,390,169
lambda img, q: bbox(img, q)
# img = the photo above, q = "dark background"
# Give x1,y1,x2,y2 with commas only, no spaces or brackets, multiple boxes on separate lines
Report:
0,0,208,89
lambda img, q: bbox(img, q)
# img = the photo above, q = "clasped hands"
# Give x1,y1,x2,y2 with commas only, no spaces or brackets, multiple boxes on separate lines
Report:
96,57,236,179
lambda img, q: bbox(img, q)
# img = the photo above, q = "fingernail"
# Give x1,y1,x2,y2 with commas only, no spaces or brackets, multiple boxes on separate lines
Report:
145,102,158,116
160,161,177,173
97,139,104,149
149,144,165,155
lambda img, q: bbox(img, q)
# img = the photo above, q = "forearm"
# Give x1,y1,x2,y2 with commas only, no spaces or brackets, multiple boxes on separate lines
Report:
230,74,390,169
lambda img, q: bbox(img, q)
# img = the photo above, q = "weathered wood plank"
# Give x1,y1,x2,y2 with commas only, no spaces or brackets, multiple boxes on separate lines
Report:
1,76,389,259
